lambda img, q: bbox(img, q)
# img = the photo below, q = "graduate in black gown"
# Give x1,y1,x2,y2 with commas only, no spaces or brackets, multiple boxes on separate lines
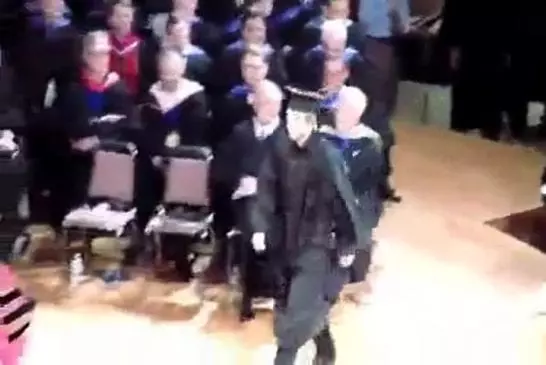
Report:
146,0,222,56
250,88,370,365
213,11,287,95
107,0,158,102
52,31,134,228
212,80,282,315
319,86,384,305
135,48,209,262
289,19,364,91
162,15,213,89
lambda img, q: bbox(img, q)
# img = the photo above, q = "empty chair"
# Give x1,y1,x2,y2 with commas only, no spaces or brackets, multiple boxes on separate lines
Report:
145,145,214,276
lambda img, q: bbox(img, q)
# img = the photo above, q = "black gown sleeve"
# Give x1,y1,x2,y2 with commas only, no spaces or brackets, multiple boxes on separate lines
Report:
251,144,279,235
178,90,211,146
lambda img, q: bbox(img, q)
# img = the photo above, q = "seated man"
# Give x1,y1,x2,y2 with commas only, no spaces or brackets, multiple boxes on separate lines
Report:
163,15,213,89
135,48,209,269
213,47,270,146
213,11,287,95
297,0,365,51
289,19,364,91
147,0,221,56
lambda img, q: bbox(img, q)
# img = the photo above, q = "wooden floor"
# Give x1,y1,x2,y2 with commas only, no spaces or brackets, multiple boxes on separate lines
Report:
15,123,546,365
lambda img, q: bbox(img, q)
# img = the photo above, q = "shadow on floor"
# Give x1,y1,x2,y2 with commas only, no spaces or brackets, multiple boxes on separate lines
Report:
486,207,546,253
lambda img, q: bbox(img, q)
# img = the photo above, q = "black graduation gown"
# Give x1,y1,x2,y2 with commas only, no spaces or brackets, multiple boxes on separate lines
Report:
213,41,287,94
182,45,214,90
47,74,134,220
0,61,24,133
212,83,253,146
55,76,134,142
135,80,210,229
138,80,210,154
320,125,384,282
289,45,365,91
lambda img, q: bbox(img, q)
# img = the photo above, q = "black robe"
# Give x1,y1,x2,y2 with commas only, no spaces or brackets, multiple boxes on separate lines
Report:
212,83,253,146
40,73,134,222
320,124,384,282
288,45,365,91
181,45,214,90
213,41,287,94
55,74,134,142
251,131,365,352
138,80,210,155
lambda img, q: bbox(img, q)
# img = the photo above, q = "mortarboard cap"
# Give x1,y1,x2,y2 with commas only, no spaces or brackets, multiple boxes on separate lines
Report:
285,86,324,127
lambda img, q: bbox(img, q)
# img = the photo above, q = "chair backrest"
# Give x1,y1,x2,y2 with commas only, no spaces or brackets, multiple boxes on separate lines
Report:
88,150,135,202
163,146,212,207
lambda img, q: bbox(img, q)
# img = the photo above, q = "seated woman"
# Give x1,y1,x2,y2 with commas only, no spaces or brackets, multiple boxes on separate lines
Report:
162,15,213,89
213,11,286,95
319,86,384,304
134,48,209,271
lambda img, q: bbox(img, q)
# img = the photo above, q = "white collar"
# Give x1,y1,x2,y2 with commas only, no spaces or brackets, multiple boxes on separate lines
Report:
253,117,280,139
149,78,203,113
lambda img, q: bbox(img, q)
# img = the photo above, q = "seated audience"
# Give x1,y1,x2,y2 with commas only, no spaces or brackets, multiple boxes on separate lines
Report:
214,11,286,95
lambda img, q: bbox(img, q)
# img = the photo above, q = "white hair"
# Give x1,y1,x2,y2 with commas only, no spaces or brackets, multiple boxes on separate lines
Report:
83,30,111,54
256,80,283,102
321,19,348,43
339,86,367,116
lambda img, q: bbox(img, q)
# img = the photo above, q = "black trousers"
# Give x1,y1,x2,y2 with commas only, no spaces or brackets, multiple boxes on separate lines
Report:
273,247,347,365
361,36,398,187
450,45,505,140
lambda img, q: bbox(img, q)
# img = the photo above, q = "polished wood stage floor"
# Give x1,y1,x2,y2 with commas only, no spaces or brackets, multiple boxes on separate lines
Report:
15,123,546,365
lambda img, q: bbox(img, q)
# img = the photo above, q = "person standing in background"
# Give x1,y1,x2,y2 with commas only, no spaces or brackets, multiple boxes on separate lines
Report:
356,0,409,202
440,0,509,141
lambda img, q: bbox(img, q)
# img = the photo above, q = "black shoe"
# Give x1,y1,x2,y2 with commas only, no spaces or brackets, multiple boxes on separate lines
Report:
313,326,336,364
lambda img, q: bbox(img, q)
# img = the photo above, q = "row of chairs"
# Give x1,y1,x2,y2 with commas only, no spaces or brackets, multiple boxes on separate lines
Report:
61,140,216,267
